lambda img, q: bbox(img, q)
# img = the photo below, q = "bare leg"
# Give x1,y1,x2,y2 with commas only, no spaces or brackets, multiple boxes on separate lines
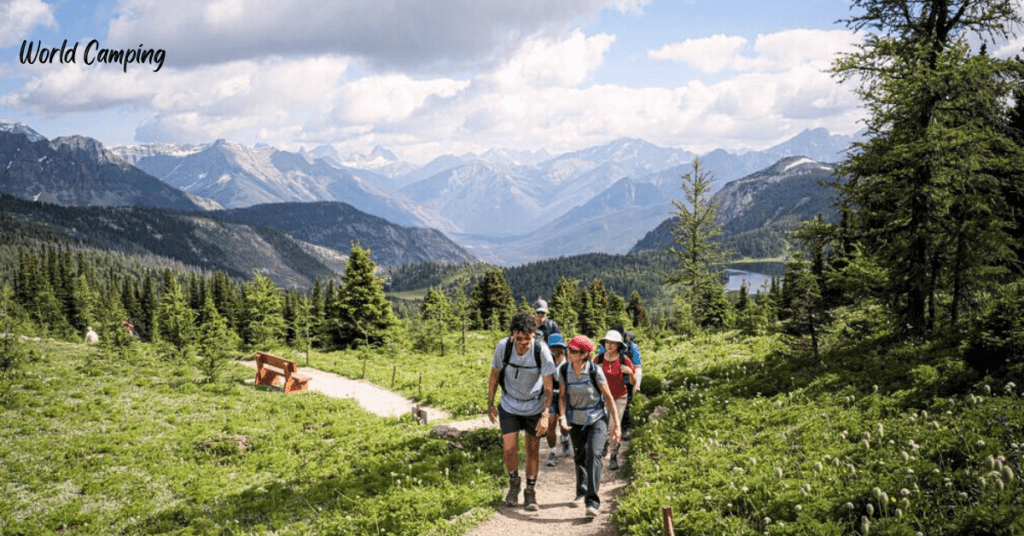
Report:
503,432,520,473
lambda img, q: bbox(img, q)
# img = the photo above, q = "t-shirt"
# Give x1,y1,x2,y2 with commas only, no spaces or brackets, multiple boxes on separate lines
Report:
562,361,608,426
491,338,556,416
599,353,635,400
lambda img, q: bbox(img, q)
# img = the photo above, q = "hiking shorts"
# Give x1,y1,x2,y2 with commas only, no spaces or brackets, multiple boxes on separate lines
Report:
499,405,543,437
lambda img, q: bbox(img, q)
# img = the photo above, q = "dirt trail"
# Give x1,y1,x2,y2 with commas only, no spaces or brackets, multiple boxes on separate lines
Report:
238,361,626,535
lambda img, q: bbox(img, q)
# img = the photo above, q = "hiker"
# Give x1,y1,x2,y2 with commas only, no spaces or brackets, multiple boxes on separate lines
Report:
487,311,556,511
534,299,560,344
544,333,572,466
596,329,636,470
557,335,620,518
598,324,643,437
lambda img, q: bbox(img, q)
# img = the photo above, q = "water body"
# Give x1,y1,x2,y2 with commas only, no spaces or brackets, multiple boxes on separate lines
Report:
724,269,773,293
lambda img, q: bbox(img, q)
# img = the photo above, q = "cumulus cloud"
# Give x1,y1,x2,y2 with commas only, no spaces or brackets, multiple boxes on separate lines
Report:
650,29,857,73
105,0,642,72
488,29,615,89
648,34,747,73
0,0,57,48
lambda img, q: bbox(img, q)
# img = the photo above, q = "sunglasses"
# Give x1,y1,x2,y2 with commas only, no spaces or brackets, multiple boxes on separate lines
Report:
568,348,585,355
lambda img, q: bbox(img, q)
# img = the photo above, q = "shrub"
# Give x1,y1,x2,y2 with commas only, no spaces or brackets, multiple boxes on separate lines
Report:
963,281,1024,375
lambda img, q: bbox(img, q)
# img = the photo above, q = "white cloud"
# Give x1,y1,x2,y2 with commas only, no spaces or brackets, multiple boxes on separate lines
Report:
104,0,635,73
0,0,57,48
489,30,615,88
650,29,857,73
649,34,747,73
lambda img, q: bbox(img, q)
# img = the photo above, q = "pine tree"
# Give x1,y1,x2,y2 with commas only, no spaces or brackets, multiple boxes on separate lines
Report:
666,157,731,329
833,0,1023,334
240,272,286,350
197,293,241,382
471,268,515,331
421,286,454,355
549,277,579,334
332,242,396,348
156,274,195,354
626,290,649,329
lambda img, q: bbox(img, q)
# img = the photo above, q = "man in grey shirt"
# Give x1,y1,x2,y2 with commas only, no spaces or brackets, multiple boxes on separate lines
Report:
487,311,556,511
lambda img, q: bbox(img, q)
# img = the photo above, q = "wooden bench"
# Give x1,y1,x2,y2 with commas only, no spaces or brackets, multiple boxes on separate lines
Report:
255,351,312,393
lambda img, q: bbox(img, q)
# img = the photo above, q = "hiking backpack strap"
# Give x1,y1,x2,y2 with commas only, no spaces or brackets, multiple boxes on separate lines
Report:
499,337,543,396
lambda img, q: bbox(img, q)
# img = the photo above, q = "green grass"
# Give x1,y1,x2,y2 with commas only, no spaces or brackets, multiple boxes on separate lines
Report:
0,341,504,535
286,330,501,418
614,312,1024,535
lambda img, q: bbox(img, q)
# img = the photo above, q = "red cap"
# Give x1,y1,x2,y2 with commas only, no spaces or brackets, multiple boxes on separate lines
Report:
567,335,594,355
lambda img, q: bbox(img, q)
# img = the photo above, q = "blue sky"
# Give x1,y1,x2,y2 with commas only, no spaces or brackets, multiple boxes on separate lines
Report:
1,0,1021,163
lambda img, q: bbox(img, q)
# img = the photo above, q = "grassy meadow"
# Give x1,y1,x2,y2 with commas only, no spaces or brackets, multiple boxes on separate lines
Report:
2,305,1022,535
0,340,503,536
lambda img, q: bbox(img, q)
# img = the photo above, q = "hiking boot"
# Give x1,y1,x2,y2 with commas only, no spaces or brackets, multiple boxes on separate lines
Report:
609,455,619,471
505,476,521,506
560,438,571,456
571,495,585,508
524,487,539,511
546,451,557,466
586,505,599,517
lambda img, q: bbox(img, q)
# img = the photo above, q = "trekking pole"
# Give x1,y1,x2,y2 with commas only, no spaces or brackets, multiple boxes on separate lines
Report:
662,506,675,536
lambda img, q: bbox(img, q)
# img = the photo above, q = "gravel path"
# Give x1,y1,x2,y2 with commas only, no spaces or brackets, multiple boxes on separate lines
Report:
238,360,626,536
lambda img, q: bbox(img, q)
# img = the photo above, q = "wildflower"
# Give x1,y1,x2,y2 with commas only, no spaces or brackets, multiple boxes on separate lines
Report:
977,440,986,447
775,467,783,480
866,503,874,516
907,468,914,474
1006,382,1016,391
901,498,910,508
873,487,883,501
862,439,871,449
795,504,802,512
861,515,871,535
814,461,823,474
979,476,987,487
846,502,854,509
961,492,969,499
902,451,910,462
921,410,928,418
877,424,884,438
742,486,749,493
705,495,711,501
763,517,771,525
997,478,1005,491
873,385,879,393
901,488,910,496
1003,467,1015,482
880,492,889,504
895,508,903,519
985,385,992,395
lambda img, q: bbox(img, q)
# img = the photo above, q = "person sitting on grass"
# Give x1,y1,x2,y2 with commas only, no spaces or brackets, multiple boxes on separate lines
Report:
487,311,555,512
558,335,620,518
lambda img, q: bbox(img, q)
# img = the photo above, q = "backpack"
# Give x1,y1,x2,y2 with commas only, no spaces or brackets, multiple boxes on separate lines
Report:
498,336,543,394
561,362,606,422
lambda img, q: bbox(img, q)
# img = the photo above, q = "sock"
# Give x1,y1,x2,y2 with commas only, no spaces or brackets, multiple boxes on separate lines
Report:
526,476,537,489
508,470,519,480
549,447,557,455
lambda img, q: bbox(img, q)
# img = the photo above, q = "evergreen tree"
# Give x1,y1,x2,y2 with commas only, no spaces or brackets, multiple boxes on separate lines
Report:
197,293,241,382
332,242,396,348
666,157,731,329
549,277,579,334
156,274,195,354
240,272,286,349
139,271,159,342
70,273,101,334
451,275,471,355
833,0,1023,334
626,290,649,329
420,286,454,355
471,268,515,331
309,279,325,349
290,294,312,354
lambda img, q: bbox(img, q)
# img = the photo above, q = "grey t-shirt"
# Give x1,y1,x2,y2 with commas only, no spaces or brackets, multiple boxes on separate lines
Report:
561,361,608,426
491,337,555,416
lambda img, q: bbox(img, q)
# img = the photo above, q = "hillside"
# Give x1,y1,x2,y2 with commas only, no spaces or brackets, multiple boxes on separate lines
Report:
631,156,842,258
0,194,340,289
211,201,477,267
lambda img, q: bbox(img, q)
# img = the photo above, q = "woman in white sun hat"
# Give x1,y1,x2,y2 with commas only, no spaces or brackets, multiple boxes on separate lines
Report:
596,329,636,470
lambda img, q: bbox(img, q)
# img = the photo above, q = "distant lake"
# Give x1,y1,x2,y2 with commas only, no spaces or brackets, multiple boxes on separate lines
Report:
725,269,773,292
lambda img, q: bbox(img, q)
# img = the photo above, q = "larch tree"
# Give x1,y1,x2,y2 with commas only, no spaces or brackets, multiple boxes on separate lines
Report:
833,0,1023,333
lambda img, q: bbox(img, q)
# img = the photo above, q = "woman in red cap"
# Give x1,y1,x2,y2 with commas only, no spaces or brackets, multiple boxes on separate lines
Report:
557,335,620,518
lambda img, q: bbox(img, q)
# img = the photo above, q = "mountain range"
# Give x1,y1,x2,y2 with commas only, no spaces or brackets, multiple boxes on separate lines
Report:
3,118,858,270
